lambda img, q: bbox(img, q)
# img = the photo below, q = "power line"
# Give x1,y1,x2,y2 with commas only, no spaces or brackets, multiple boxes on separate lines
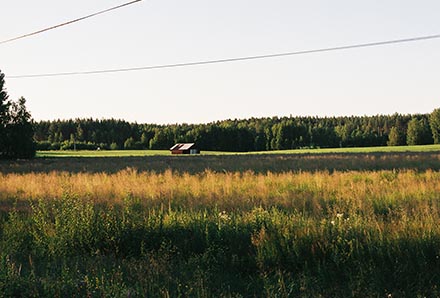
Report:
7,33,440,79
0,0,143,45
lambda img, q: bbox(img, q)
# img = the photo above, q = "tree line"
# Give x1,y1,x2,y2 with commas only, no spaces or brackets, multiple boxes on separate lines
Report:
3,65,440,158
34,109,440,152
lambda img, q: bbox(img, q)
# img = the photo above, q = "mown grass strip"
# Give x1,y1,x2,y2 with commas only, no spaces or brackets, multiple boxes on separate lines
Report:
36,150,169,157
249,144,440,154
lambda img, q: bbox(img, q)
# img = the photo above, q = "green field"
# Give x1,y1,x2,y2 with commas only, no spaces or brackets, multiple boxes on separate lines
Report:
2,148,440,297
255,143,440,154
36,144,440,158
36,149,170,157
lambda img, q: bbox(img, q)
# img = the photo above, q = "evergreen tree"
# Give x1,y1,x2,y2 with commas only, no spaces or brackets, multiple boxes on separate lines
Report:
30,110,437,152
124,137,135,149
76,124,85,142
149,128,174,149
429,108,440,144
7,97,36,158
387,126,405,146
0,71,11,156
407,118,419,145
0,70,36,159
406,117,433,145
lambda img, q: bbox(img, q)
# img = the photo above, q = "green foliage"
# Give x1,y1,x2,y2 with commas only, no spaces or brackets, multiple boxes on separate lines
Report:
34,112,437,152
0,71,36,159
2,152,440,295
1,194,440,296
387,126,405,146
149,127,174,150
429,108,440,144
30,194,97,257
59,140,97,150
110,142,119,150
0,71,11,157
123,137,135,149
0,72,10,145
407,117,433,145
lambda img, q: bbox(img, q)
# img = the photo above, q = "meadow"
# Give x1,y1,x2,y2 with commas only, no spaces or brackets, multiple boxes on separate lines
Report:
2,150,440,175
1,149,440,297
36,144,440,157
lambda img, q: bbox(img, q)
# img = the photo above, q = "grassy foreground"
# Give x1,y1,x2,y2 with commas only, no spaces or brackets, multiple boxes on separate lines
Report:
1,168,440,297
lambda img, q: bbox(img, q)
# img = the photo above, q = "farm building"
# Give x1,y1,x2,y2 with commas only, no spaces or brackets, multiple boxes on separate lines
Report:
170,143,200,154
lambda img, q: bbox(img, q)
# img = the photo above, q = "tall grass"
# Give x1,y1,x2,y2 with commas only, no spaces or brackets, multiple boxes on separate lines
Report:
1,169,440,296
1,169,439,212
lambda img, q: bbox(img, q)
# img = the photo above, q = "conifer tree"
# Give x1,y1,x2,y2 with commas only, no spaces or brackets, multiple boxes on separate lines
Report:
387,126,405,146
0,71,10,157
429,108,440,144
0,70,36,158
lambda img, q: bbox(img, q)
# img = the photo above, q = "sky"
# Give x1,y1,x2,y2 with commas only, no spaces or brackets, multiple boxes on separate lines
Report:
1,0,439,124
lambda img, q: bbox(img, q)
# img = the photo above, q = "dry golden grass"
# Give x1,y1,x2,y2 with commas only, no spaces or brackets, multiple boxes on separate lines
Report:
2,165,440,296
1,169,439,215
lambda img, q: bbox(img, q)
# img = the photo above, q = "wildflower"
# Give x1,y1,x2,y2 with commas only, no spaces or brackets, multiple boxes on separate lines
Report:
336,213,344,219
330,220,335,225
219,211,230,221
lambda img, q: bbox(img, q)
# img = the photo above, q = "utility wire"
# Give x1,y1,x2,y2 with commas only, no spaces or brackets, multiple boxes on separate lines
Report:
7,33,440,79
0,0,142,45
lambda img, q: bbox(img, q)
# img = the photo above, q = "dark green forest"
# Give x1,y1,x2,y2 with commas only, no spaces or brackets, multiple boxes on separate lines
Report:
4,66,440,154
34,108,440,152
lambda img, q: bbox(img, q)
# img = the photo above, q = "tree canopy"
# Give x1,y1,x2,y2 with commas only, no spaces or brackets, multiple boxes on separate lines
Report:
406,117,433,146
430,108,440,144
3,66,438,153
0,70,36,159
33,110,440,152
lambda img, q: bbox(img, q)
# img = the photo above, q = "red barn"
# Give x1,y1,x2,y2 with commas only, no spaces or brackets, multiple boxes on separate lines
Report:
170,143,200,154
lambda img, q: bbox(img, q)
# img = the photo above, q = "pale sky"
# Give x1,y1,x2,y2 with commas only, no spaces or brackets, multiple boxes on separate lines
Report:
1,0,439,124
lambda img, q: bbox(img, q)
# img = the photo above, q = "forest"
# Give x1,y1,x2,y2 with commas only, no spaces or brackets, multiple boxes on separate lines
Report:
34,109,440,152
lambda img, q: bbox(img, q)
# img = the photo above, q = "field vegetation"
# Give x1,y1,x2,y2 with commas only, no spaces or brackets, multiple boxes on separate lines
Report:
1,151,440,297
2,150,440,175
35,144,440,158
3,56,440,296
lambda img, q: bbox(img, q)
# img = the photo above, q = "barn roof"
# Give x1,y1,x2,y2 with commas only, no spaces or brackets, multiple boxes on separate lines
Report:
170,143,196,151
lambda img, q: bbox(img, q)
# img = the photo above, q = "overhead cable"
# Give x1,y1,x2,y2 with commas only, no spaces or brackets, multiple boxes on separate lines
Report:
0,0,142,45
7,33,440,79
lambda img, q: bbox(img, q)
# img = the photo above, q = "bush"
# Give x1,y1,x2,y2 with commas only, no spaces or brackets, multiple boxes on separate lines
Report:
36,141,52,151
60,141,97,151
49,142,61,150
110,142,119,150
